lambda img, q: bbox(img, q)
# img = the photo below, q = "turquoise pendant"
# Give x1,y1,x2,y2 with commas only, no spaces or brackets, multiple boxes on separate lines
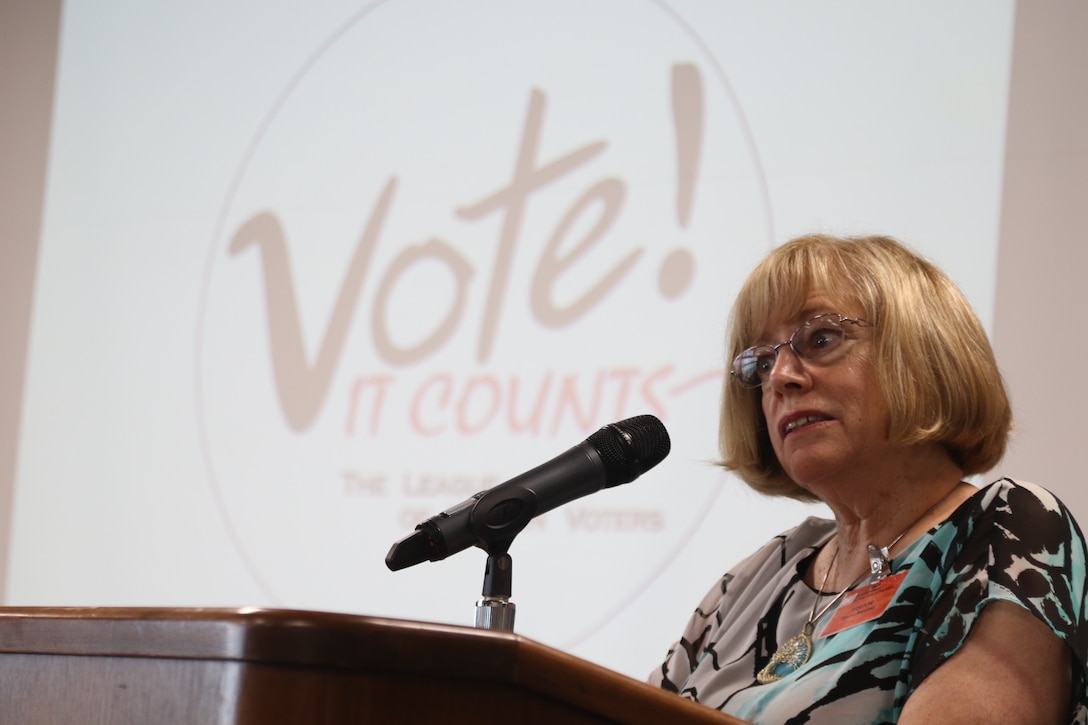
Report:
757,627,813,684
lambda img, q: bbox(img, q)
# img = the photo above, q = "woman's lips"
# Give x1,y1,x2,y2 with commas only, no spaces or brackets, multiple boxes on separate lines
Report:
780,413,832,437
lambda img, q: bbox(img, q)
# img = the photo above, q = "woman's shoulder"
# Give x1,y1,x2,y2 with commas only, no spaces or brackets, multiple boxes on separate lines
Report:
779,514,837,549
722,516,836,586
941,477,1087,596
741,515,836,565
979,476,1063,503
686,516,836,617
970,477,1081,528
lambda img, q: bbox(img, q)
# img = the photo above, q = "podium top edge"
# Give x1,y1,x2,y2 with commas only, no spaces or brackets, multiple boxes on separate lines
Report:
0,606,742,724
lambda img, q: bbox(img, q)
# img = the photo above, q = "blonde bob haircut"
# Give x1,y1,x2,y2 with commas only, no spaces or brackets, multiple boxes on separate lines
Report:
720,234,1012,502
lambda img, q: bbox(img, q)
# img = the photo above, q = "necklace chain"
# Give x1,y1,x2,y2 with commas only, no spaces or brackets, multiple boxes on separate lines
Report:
756,486,961,685
806,520,917,631
805,546,857,633
810,488,957,622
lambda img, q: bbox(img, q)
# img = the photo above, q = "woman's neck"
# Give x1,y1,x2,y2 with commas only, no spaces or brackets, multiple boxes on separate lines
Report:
808,445,973,591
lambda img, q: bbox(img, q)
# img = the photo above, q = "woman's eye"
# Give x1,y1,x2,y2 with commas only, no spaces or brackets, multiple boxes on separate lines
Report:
805,328,841,353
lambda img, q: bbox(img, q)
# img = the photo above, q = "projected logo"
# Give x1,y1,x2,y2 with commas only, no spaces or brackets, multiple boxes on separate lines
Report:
197,0,771,642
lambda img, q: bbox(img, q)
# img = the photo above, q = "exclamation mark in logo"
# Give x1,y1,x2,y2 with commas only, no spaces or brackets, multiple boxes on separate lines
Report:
659,62,704,299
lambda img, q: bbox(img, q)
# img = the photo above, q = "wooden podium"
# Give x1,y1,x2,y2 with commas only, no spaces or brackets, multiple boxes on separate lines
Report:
0,607,744,724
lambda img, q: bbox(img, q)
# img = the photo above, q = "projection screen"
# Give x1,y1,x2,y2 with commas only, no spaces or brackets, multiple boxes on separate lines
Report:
3,0,1085,679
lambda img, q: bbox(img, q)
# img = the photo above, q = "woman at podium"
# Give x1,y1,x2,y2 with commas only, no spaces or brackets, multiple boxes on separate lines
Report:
651,234,1088,723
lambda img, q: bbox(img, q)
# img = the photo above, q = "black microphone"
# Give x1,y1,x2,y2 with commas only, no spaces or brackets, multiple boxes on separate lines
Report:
384,414,670,571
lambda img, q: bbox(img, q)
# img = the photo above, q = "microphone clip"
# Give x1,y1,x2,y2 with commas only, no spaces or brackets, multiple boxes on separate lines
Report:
468,487,536,633
468,485,538,555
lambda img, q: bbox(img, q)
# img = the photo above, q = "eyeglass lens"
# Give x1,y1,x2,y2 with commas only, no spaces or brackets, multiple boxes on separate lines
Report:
732,314,849,388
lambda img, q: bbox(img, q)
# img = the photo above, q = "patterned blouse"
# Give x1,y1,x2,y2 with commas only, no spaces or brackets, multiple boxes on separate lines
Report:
650,479,1088,724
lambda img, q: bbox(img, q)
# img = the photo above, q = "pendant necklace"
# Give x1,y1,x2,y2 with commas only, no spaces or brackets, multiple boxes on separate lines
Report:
756,543,862,684
756,490,957,685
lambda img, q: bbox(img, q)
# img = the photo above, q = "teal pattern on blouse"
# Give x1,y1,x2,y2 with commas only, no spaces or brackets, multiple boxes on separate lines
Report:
651,479,1088,724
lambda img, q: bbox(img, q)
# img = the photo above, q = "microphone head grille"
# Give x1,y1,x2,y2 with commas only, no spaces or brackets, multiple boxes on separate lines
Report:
588,414,671,486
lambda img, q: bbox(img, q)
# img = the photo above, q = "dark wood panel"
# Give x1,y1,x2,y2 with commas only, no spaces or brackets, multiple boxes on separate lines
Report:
0,607,743,724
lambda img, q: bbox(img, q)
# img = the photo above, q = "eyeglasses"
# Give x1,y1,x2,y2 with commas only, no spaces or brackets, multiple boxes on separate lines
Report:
730,312,871,388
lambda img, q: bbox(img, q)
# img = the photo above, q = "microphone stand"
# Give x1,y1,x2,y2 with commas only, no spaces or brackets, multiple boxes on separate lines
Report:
468,485,537,633
475,549,515,632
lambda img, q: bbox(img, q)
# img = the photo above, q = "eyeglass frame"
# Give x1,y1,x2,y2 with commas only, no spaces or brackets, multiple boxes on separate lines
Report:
730,312,872,389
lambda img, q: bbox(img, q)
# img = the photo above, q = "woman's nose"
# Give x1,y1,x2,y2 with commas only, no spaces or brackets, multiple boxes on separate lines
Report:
765,344,809,390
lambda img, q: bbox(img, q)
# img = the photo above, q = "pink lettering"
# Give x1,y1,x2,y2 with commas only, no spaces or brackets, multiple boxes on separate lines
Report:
344,374,395,436
410,373,454,436
399,366,674,437
457,375,502,435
